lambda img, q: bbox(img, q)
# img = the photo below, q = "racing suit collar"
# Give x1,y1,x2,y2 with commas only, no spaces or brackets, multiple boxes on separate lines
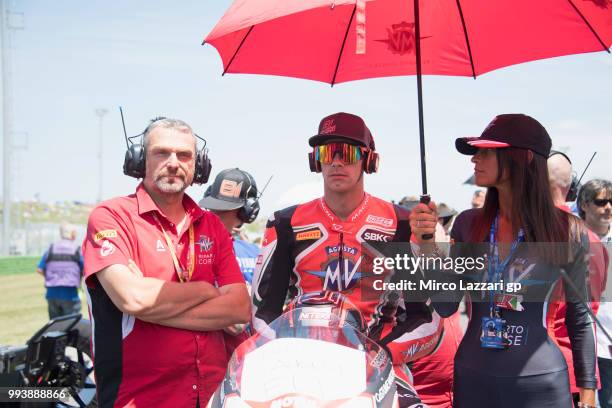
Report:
319,193,371,230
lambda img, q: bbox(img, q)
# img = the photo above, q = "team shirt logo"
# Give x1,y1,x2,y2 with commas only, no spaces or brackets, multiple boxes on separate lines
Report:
94,229,117,241
197,235,214,251
100,240,115,257
156,240,165,252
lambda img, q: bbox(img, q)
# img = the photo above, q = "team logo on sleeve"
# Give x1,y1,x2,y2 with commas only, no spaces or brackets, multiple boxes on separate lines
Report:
100,240,116,257
94,229,117,241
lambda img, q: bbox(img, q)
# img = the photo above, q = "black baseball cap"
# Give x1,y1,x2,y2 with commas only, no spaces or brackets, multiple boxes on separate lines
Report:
308,112,376,150
199,168,257,211
456,114,552,157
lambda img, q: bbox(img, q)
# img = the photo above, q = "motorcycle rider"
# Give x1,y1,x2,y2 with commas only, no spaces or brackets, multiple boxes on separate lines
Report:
252,112,441,407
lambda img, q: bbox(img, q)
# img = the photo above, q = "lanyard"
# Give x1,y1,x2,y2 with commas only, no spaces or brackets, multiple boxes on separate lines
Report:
488,213,524,315
152,213,195,283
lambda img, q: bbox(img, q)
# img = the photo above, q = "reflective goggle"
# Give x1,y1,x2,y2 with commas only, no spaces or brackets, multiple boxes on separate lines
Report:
314,143,367,165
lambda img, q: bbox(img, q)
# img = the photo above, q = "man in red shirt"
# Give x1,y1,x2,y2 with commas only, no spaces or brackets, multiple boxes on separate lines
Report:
547,152,608,406
82,118,250,408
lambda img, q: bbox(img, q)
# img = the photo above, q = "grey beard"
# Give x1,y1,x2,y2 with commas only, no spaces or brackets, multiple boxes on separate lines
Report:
155,177,187,194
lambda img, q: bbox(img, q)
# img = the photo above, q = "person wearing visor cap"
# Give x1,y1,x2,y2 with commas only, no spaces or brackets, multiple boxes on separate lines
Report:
199,167,261,363
410,113,597,408
252,112,441,408
199,168,261,284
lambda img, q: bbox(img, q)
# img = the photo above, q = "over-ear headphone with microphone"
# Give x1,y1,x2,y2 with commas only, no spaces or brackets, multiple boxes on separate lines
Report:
308,146,379,174
120,109,212,184
549,150,579,202
237,171,260,224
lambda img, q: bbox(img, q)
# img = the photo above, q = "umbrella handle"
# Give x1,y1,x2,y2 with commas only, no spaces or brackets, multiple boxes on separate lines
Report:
419,195,434,240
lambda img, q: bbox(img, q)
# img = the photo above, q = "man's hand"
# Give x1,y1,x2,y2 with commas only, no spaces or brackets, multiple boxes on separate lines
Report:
224,324,246,336
409,201,438,244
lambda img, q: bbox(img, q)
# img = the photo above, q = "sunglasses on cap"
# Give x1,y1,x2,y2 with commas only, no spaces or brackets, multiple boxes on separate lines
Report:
314,142,367,165
593,198,612,207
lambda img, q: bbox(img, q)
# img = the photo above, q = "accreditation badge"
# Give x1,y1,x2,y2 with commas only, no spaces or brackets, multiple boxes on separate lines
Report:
480,316,510,350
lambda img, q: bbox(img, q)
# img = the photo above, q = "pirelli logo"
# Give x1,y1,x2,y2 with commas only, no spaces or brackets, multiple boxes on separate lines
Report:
295,230,322,241
94,229,117,241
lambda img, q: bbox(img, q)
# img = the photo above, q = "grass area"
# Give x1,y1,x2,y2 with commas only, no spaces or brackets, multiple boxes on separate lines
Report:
0,257,88,345
0,256,39,276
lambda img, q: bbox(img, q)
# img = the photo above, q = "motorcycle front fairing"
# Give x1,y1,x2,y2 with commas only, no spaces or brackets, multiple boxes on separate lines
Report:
208,307,399,408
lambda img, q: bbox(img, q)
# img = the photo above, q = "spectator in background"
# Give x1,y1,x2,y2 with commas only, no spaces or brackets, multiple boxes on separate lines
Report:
579,179,612,244
199,168,261,284
36,223,83,319
548,152,574,207
471,189,485,209
578,179,612,408
548,155,609,406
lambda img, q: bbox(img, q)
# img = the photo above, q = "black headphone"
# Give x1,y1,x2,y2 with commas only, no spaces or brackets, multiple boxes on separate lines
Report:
308,145,379,174
122,116,212,185
203,170,260,224
238,171,260,224
549,150,579,202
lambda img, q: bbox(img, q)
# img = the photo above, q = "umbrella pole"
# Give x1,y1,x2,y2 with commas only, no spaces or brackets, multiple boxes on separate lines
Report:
414,0,433,239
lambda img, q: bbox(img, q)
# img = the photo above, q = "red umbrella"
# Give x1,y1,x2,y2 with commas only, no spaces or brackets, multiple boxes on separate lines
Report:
203,0,612,199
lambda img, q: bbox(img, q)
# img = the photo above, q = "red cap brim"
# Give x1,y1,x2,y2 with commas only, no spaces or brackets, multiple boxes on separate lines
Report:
455,137,510,155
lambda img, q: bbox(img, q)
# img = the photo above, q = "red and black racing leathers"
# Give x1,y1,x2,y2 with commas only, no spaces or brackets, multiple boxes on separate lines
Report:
252,193,443,405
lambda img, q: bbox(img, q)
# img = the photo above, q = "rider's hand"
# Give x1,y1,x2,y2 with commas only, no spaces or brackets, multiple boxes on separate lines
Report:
409,201,438,244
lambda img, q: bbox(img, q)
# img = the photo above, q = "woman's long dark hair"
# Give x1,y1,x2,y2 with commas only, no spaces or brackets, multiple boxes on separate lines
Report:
470,148,569,247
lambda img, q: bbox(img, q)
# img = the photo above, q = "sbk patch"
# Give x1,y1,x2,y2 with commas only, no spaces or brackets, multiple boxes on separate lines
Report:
360,228,394,242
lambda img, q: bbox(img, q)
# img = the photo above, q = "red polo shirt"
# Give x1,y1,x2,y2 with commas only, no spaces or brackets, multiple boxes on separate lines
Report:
83,183,244,408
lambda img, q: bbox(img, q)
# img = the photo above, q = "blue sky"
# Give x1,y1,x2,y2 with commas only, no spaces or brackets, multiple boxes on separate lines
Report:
3,0,611,216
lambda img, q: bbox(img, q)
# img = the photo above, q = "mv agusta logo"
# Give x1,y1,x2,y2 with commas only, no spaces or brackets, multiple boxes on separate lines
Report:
197,235,213,251
376,21,432,56
307,245,363,291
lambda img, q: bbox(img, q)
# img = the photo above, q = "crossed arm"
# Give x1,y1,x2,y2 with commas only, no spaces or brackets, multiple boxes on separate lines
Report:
96,261,251,331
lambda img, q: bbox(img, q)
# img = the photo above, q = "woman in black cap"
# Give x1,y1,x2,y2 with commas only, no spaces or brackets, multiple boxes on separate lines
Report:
410,114,596,408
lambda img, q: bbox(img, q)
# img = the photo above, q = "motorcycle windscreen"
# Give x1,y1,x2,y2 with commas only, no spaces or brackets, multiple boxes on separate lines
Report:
241,337,366,401
233,306,390,402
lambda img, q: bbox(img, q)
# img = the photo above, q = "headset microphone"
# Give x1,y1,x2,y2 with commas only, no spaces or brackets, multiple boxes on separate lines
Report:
238,175,272,224
120,107,212,184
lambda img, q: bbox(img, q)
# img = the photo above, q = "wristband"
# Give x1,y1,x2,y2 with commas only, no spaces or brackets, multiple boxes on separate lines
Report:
577,403,596,408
